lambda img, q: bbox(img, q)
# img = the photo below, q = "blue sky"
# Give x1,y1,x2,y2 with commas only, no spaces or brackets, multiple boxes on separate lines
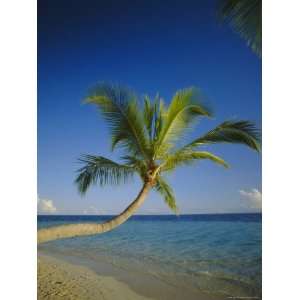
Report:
38,0,261,215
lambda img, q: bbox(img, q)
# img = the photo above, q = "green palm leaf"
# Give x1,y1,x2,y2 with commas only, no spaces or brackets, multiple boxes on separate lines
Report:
86,83,150,160
154,176,178,214
75,155,135,194
143,95,155,141
153,97,165,143
121,155,148,181
162,149,229,172
154,88,212,158
143,94,165,145
219,0,261,56
185,120,261,151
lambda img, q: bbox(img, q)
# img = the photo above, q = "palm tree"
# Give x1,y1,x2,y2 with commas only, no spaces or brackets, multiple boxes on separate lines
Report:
218,0,262,57
37,83,260,243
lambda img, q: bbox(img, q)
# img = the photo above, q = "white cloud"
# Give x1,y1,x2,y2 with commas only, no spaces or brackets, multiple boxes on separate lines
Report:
239,188,262,210
83,206,104,215
37,197,57,213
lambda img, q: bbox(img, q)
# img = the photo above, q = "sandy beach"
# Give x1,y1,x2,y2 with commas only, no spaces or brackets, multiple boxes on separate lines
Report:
38,251,224,300
38,254,153,300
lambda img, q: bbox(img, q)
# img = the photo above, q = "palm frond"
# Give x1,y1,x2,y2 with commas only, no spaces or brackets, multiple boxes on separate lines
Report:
143,95,155,141
219,0,261,56
153,96,165,143
154,176,178,214
143,94,165,153
162,149,229,172
75,155,135,194
185,120,261,151
154,88,213,158
85,83,150,160
121,155,148,180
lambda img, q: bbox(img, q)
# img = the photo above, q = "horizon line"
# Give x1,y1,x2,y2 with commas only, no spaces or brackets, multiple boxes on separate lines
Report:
38,212,262,216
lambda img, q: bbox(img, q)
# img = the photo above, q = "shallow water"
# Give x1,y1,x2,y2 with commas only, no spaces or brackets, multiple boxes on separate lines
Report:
38,214,261,299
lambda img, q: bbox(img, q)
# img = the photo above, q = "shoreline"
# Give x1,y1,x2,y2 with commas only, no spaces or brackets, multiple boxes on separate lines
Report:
38,253,153,300
38,250,223,300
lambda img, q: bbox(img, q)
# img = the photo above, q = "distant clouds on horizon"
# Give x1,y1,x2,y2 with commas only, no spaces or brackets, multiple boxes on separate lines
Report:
37,188,262,215
37,196,57,214
239,188,262,211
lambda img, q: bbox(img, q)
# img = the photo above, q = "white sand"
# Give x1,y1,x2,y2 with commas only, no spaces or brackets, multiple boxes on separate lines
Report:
38,254,153,300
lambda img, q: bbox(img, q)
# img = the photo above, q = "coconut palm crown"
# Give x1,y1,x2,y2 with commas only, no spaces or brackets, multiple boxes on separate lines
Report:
76,83,260,212
37,83,260,244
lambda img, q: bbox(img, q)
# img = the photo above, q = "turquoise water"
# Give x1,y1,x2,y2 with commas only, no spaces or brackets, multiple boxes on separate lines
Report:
38,214,261,298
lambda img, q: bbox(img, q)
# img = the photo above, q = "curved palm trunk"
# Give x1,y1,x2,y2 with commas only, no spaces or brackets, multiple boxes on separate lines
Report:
38,183,152,244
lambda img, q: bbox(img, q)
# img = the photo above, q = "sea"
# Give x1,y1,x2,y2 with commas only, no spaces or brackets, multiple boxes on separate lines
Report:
37,214,261,299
